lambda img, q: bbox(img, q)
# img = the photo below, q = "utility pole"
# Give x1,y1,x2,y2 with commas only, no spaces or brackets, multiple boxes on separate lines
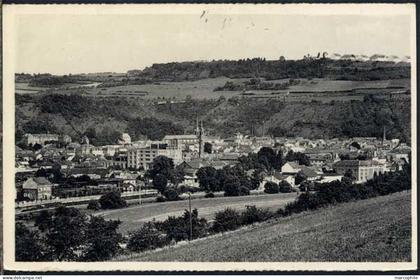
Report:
188,192,192,242
198,120,203,159
138,182,141,205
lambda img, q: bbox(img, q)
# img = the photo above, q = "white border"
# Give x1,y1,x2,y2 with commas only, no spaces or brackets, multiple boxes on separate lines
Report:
2,3,417,272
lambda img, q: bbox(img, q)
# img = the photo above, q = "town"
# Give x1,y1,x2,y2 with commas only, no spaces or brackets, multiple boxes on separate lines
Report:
15,123,410,208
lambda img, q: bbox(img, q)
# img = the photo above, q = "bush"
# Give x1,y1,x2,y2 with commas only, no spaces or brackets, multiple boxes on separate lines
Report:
212,208,242,233
279,164,411,217
127,222,169,252
156,195,167,203
155,209,209,241
99,191,127,210
279,181,293,193
163,188,180,201
264,181,279,194
224,177,250,197
87,200,101,211
241,205,273,225
239,186,250,196
204,192,215,198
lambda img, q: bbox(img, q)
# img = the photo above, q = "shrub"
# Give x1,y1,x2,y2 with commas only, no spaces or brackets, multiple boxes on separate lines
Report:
163,188,181,201
98,191,127,210
87,200,101,211
241,205,273,225
155,209,209,241
211,208,242,233
204,192,215,198
264,181,279,194
127,222,169,252
156,195,167,203
239,186,250,196
279,180,293,193
279,164,411,217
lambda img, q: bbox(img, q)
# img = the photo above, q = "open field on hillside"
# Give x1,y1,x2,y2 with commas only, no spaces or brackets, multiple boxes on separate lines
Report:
17,78,410,101
97,192,297,235
86,78,410,101
117,191,411,262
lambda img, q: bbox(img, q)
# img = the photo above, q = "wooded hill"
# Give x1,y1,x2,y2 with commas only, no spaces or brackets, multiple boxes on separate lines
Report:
17,58,410,87
128,58,410,82
16,93,410,145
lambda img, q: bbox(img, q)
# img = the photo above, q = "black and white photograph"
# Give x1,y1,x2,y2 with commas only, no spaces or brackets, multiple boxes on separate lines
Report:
2,3,417,273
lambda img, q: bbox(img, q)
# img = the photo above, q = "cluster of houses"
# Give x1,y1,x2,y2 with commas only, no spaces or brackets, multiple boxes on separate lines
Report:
15,132,410,202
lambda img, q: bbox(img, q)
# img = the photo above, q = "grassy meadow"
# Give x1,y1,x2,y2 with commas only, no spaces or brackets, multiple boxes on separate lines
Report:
117,191,411,262
97,192,297,235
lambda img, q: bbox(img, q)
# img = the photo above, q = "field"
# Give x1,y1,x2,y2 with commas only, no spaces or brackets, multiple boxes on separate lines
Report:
96,192,297,235
16,78,410,102
117,191,412,262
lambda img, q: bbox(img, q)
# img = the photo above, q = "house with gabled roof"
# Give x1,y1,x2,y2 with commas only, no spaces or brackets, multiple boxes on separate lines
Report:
22,177,53,200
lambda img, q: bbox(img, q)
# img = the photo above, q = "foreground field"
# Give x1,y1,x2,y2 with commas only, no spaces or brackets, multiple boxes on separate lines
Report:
118,191,411,262
97,193,297,234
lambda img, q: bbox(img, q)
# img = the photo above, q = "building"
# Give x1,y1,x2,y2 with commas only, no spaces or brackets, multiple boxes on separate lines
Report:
281,162,302,175
24,133,59,146
259,172,296,190
22,177,53,200
117,133,132,145
163,135,198,149
127,144,182,170
107,151,128,169
333,160,386,183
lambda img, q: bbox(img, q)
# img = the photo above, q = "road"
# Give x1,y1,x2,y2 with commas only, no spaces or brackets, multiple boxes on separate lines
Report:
95,192,298,235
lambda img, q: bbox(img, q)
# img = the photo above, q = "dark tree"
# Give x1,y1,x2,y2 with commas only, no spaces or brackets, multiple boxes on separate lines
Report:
212,208,242,233
163,188,180,201
16,222,48,261
87,200,101,211
44,207,88,261
34,210,53,232
153,174,168,194
148,156,175,181
285,150,310,166
99,191,128,210
264,181,279,194
34,168,48,178
295,171,307,185
204,142,212,154
223,176,247,197
350,141,361,149
250,169,264,190
254,147,284,170
197,166,220,192
127,222,169,252
278,180,293,193
82,216,122,261
156,209,208,241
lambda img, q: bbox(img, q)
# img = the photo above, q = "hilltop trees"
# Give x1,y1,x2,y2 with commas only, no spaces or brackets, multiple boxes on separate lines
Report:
127,117,183,141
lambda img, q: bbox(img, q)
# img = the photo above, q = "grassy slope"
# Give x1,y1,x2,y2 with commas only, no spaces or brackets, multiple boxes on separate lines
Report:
97,193,297,235
118,191,411,262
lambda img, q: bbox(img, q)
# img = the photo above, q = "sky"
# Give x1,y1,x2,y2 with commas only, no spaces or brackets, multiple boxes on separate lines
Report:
12,6,413,75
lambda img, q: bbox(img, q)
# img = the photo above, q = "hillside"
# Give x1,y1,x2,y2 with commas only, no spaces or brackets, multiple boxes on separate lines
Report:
128,58,410,82
116,191,411,262
15,91,410,145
